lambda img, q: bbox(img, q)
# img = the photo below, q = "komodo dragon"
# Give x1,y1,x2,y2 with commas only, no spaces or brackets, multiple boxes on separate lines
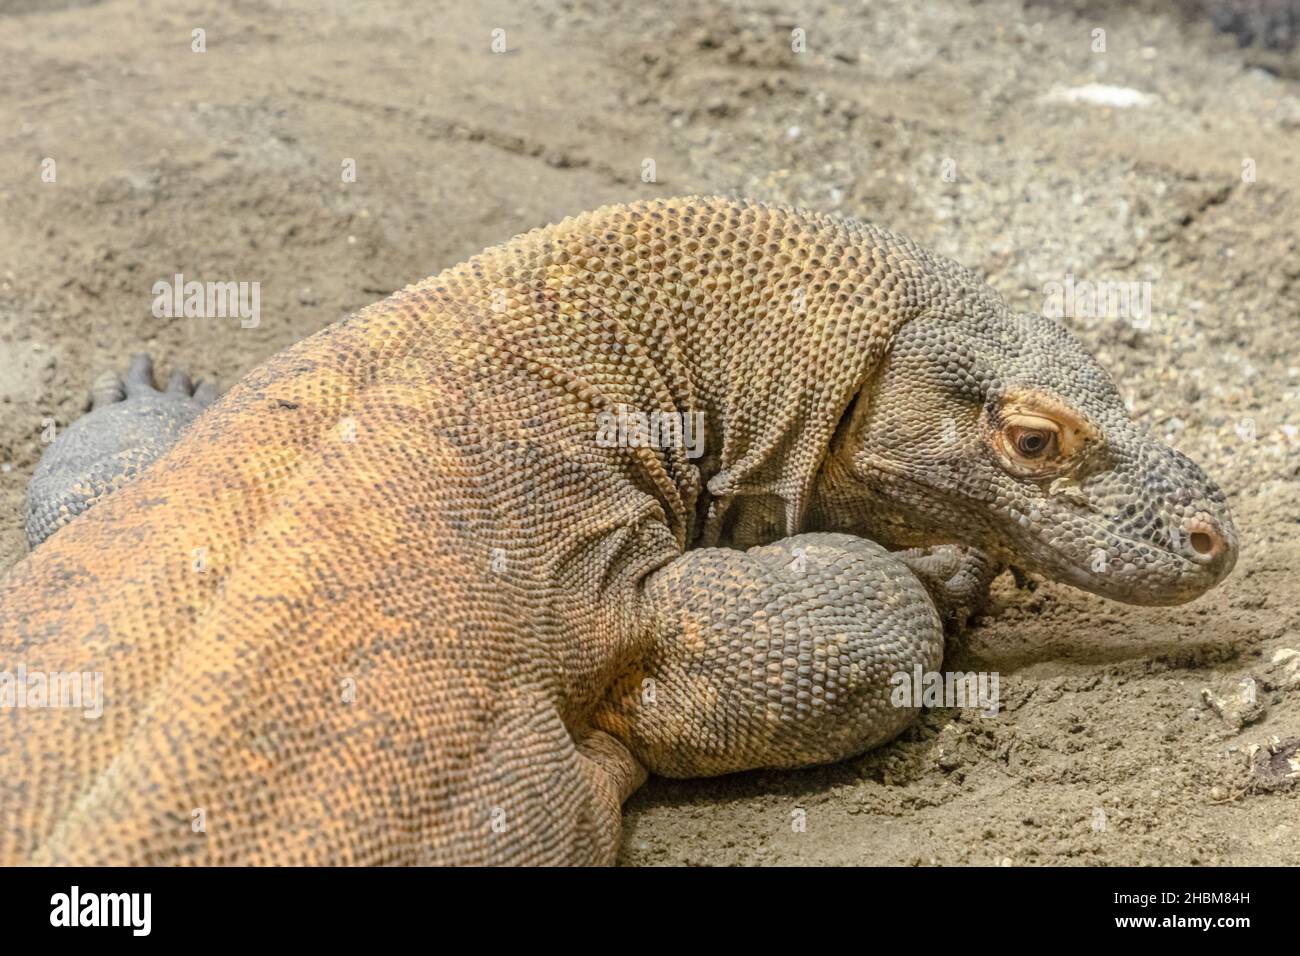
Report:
0,196,1237,865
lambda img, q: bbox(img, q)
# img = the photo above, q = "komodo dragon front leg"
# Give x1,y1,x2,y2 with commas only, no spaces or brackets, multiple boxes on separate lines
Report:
596,534,944,777
894,545,1003,628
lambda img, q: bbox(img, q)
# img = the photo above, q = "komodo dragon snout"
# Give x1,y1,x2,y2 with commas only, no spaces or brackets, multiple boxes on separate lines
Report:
818,306,1237,606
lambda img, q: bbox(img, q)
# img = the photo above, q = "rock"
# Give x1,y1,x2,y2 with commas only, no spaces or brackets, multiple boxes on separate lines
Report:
1200,680,1266,730
1041,84,1155,108
1248,737,1300,793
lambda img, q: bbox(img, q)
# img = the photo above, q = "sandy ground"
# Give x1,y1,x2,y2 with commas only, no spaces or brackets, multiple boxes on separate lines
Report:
1,0,1297,865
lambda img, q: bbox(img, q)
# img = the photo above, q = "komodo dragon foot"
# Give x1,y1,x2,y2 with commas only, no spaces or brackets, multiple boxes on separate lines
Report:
895,545,1003,633
595,533,946,778
24,353,217,548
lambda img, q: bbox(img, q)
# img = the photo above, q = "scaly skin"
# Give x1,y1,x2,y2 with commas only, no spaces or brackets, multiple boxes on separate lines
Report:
0,197,1236,865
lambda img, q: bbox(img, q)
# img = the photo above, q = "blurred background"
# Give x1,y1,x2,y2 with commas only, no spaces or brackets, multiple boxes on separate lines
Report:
1,0,1296,864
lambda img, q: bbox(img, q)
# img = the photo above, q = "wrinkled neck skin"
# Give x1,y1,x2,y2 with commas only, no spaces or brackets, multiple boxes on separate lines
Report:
809,446,960,551
588,207,944,551
805,353,995,550
663,297,904,550
420,197,951,554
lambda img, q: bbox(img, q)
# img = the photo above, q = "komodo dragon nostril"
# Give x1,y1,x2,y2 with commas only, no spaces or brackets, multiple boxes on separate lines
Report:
1184,516,1227,563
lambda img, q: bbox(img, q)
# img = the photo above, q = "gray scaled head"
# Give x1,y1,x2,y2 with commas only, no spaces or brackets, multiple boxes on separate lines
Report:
829,305,1237,606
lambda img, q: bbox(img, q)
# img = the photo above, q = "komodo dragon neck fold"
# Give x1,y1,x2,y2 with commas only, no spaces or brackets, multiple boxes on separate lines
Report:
417,199,975,552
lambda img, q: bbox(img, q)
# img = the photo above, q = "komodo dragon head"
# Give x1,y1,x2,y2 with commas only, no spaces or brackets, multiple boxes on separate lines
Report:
819,306,1237,605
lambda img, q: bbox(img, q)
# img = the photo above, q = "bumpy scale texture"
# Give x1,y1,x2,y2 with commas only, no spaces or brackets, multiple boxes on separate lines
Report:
0,197,1236,865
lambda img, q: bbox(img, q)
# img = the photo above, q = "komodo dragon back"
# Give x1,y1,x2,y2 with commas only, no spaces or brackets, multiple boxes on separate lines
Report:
0,196,1236,864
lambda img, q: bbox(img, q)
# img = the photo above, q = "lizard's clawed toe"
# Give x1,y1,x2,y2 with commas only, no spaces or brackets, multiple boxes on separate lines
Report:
193,379,219,406
88,369,126,410
164,369,193,397
124,353,157,397
87,353,217,409
28,352,220,547
897,544,1002,632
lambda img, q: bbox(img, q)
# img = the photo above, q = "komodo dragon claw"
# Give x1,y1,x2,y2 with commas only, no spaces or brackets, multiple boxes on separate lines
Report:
896,545,1003,632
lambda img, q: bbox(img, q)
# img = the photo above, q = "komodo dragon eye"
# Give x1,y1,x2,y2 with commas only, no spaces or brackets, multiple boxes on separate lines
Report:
1007,423,1056,459
988,391,1100,478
